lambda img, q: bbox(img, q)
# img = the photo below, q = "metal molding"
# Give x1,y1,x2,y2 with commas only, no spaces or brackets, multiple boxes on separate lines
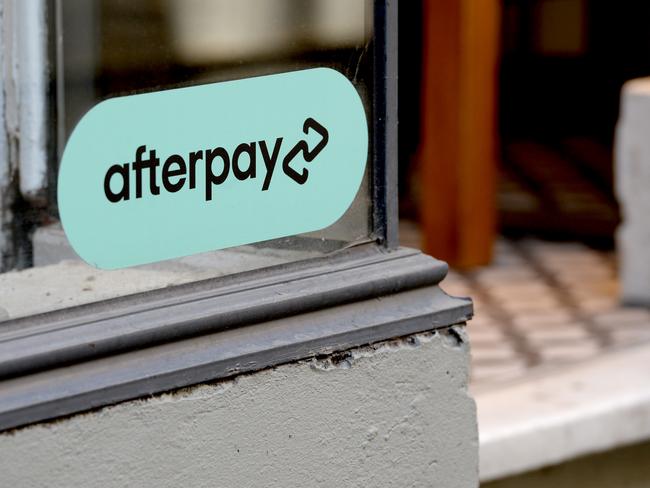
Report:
372,0,399,248
0,285,471,432
0,247,448,379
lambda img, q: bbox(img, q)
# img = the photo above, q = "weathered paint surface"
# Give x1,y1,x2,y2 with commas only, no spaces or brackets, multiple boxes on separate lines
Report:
15,0,48,202
0,1,13,271
0,0,49,270
0,327,478,487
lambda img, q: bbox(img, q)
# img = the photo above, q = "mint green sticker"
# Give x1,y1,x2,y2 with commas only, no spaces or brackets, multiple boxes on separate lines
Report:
58,68,368,269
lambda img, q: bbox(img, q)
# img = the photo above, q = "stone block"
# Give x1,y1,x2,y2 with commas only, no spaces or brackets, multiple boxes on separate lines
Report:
615,78,650,305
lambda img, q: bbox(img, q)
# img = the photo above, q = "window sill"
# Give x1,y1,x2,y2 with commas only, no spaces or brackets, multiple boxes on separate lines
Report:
0,246,471,431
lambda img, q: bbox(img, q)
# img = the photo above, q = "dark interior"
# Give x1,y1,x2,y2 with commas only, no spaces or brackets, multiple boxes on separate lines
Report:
398,0,650,248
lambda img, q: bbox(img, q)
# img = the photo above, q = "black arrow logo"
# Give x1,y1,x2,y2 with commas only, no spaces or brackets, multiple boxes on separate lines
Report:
282,118,329,185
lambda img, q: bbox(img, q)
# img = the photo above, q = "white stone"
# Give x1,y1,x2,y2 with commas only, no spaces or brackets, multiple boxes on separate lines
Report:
615,78,650,305
476,342,650,482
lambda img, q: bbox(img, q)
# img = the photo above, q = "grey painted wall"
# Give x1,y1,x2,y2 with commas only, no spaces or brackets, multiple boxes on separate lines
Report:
0,326,477,487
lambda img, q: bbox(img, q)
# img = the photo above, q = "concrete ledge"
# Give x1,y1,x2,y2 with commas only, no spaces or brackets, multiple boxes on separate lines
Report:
476,341,650,482
0,327,478,488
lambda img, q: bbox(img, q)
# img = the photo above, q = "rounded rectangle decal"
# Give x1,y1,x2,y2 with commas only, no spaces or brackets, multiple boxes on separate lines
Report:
58,68,369,269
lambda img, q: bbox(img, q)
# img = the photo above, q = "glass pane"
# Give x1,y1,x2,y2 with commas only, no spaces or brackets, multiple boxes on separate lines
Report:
0,0,377,320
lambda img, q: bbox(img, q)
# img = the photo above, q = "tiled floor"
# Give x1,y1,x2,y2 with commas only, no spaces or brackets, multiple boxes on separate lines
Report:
499,138,618,241
400,221,650,386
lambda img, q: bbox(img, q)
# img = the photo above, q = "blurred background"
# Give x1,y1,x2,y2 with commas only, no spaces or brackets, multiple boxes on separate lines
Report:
399,1,650,486
399,0,650,254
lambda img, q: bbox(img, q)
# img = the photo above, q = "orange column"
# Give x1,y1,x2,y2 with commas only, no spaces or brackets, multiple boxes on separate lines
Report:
418,0,501,268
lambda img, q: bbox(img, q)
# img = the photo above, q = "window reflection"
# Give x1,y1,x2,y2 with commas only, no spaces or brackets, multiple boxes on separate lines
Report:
63,0,373,134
